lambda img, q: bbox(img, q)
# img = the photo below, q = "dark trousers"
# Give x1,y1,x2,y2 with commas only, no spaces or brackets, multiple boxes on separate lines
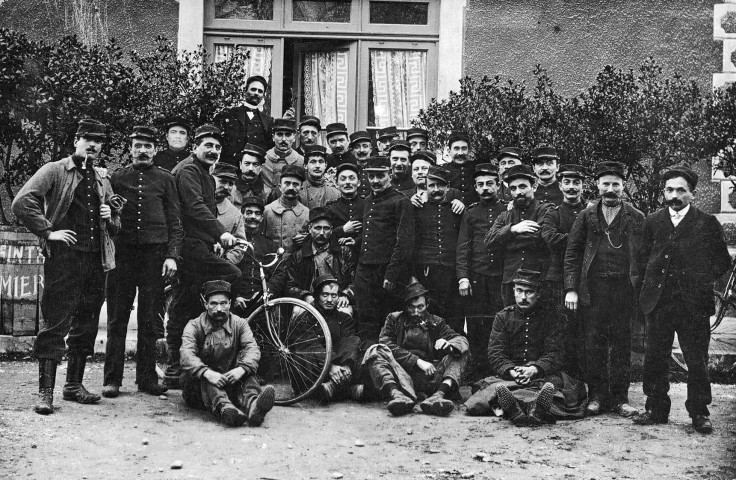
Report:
354,263,403,346
368,349,468,395
167,238,241,353
582,276,634,405
457,273,503,373
34,245,106,363
414,264,458,328
181,372,261,415
104,243,166,386
643,297,711,418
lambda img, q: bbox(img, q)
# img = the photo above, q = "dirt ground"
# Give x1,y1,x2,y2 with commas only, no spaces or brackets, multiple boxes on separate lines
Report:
1,360,735,480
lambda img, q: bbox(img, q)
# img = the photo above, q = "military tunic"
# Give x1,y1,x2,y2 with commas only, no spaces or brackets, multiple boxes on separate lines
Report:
535,180,564,206
153,148,190,172
445,160,480,205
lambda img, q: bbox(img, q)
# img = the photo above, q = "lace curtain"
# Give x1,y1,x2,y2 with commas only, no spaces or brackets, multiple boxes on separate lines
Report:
370,49,427,129
302,50,349,125
213,44,273,82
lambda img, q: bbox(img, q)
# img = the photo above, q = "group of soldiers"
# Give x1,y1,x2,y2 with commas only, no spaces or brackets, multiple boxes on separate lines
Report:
11,75,729,433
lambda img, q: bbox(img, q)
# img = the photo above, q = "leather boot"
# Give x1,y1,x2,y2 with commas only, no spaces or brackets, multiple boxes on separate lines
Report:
62,355,101,404
419,391,455,417
163,348,181,389
35,359,57,415
387,388,415,416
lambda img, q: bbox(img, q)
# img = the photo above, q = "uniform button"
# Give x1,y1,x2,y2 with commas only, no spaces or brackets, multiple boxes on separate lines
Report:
661,269,665,273
664,255,668,259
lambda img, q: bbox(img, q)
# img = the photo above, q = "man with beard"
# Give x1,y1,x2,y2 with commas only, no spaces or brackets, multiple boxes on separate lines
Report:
263,164,309,252
349,131,373,198
362,282,469,416
633,167,730,434
465,269,587,425
212,163,247,264
486,165,552,307
497,147,523,202
326,162,365,241
411,166,463,331
406,128,428,153
564,161,644,418
389,140,414,192
375,126,399,156
325,123,358,169
351,156,415,344
13,118,121,414
103,126,183,398
445,131,479,205
180,280,276,427
166,125,242,388
262,119,303,192
215,75,274,165
456,163,506,377
153,117,191,172
531,146,563,206
232,143,270,208
295,115,321,156
301,145,341,209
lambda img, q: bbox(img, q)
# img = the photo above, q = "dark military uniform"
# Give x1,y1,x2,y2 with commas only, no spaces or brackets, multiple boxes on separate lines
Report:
105,164,184,388
326,150,358,170
391,174,414,192
326,195,366,239
446,161,480,205
153,148,190,172
214,106,274,167
356,165,372,199
535,180,564,206
232,231,280,317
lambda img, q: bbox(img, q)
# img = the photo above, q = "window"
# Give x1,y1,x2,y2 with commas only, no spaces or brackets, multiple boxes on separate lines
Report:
368,49,427,128
214,0,274,20
369,1,429,25
292,0,352,22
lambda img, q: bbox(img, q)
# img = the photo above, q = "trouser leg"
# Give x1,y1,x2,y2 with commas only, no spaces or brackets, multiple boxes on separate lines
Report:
65,253,106,359
355,263,389,346
463,273,501,373
233,375,262,411
582,302,607,400
676,309,712,417
642,307,675,417
136,245,166,385
608,279,634,405
367,352,411,394
104,245,138,386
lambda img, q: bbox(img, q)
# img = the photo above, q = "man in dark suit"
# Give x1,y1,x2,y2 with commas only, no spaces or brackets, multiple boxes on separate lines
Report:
633,167,731,434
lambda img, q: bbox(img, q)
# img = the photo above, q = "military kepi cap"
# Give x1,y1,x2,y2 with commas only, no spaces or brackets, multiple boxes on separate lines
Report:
531,146,559,162
165,116,191,133
304,144,328,159
336,162,360,177
377,126,399,141
349,131,372,146
498,147,522,161
426,166,450,185
280,164,306,181
201,279,232,299
411,150,436,165
662,166,698,189
325,122,348,138
557,164,587,179
313,273,339,294
309,206,333,224
473,163,499,179
241,143,266,162
129,125,158,142
594,161,626,180
76,118,106,139
298,115,321,130
406,127,428,140
403,282,430,303
388,139,411,154
211,162,239,181
448,131,470,147
502,164,536,183
241,196,265,211
272,118,296,133
245,75,267,89
511,269,542,288
194,124,223,142
363,156,391,172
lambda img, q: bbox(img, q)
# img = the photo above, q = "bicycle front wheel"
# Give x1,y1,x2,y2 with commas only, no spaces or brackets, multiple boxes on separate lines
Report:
247,297,333,405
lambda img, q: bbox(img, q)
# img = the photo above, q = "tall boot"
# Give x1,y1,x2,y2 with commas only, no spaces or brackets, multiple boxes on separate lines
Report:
163,347,181,389
35,359,57,415
62,355,101,404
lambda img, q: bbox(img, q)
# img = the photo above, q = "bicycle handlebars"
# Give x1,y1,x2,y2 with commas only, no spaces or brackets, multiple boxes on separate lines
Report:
236,239,284,269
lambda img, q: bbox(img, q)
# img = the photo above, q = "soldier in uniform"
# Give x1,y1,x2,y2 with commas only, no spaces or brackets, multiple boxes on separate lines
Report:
301,145,341,209
564,161,644,418
233,143,270,209
497,147,523,202
263,164,310,252
375,126,399,156
325,162,365,240
295,115,321,156
389,140,415,192
325,123,358,169
445,131,479,205
262,118,303,192
214,75,274,166
153,116,191,172
103,126,183,398
486,164,552,306
212,162,247,264
406,127,429,153
349,131,373,199
531,146,563,206
456,163,506,377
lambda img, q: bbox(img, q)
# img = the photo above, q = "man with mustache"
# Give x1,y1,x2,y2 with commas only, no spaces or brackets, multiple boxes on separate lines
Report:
497,147,523,202
263,164,310,252
465,269,586,425
166,125,242,388
564,161,644,418
389,140,415,192
486,165,552,307
103,126,184,398
405,150,465,212
349,131,374,198
445,131,479,205
633,167,730,434
325,123,358,169
232,143,271,208
215,75,275,166
212,163,248,264
375,126,399,156
351,156,415,344
362,282,469,416
13,118,121,414
153,117,191,172
295,115,321,156
301,145,341,209
325,162,365,241
456,163,506,378
180,280,276,427
406,128,429,153
411,166,464,332
531,146,563,206
262,118,303,192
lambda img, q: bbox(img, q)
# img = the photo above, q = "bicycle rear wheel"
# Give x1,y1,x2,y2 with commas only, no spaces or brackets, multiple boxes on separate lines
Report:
247,298,333,405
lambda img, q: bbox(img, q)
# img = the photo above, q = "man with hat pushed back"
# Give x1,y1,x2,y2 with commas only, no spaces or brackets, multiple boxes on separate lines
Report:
351,156,415,344
233,143,271,209
405,151,465,215
13,118,121,414
325,122,358,169
263,164,309,252
465,269,587,425
262,118,303,191
167,124,242,387
214,74,275,165
456,163,506,377
531,146,563,206
301,145,341,209
389,140,415,192
362,282,469,416
212,162,248,264
153,116,191,172
486,164,553,307
102,126,184,398
295,115,321,156
326,162,366,241
633,167,730,434
445,131,480,205
180,280,276,427
564,161,644,418
497,147,523,202
350,130,374,198
406,127,429,154
376,126,399,156
410,166,464,331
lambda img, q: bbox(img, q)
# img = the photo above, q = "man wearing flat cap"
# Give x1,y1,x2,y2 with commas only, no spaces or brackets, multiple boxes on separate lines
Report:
214,75,275,166
325,162,366,241
263,164,310,252
351,156,415,344
376,126,399,156
262,118,304,192
325,123,358,169
13,118,121,414
180,280,276,427
301,145,341,209
233,143,271,209
456,163,506,377
102,126,184,398
153,116,191,172
564,161,644,417
531,146,563,206
497,147,523,202
633,167,731,434
295,115,321,156
406,128,429,154
212,163,248,264
445,131,480,205
389,140,415,192
349,131,373,198
465,269,586,425
362,282,469,416
486,164,552,307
